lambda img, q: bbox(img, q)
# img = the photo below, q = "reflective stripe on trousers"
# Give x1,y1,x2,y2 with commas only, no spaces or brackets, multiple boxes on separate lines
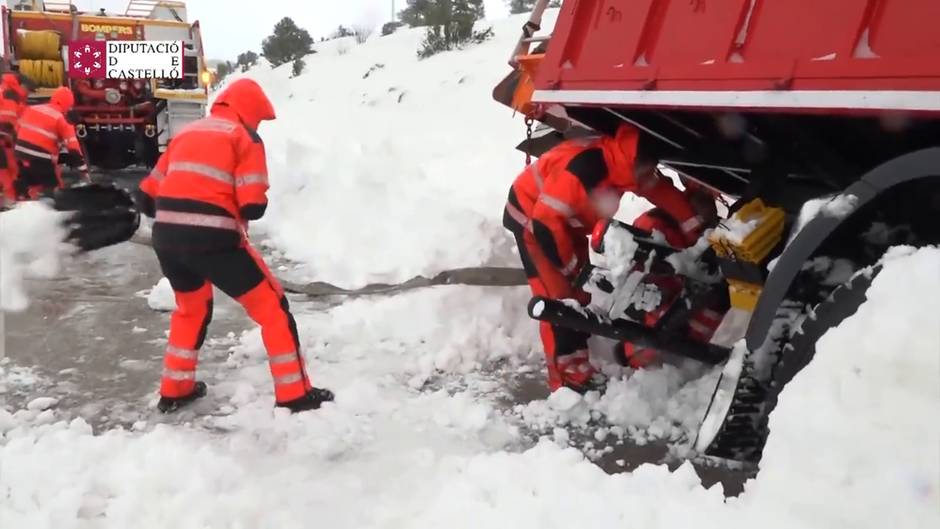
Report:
166,345,198,360
560,254,579,276
162,367,195,381
14,144,54,160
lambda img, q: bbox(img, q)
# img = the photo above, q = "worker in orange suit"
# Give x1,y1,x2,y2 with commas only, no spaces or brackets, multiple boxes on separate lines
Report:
137,78,334,414
0,74,27,202
13,86,88,199
502,123,706,392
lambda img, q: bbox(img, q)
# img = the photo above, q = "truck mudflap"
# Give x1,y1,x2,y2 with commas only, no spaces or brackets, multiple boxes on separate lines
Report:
528,296,730,365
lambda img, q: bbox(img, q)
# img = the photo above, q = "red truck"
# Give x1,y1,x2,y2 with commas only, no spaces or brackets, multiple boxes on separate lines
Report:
496,0,940,465
1,0,209,169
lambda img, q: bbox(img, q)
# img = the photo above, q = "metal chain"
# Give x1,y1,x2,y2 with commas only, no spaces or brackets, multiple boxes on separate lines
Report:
524,116,534,166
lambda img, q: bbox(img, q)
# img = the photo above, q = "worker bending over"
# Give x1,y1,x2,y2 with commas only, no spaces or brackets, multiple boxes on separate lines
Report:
503,124,706,392
13,86,87,198
138,78,334,414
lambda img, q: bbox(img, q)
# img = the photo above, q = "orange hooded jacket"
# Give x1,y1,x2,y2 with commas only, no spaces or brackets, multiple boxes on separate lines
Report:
14,87,85,170
0,74,26,144
504,124,701,276
139,78,276,251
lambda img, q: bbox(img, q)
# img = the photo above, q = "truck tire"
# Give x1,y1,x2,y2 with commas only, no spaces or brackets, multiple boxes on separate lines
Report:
696,266,881,464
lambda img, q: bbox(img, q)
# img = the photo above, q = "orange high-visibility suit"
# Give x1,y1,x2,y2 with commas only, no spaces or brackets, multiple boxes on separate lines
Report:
503,124,704,391
14,87,87,198
0,74,26,201
138,78,332,413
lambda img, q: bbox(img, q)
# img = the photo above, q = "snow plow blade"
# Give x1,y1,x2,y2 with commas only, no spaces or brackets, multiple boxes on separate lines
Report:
51,183,140,252
527,296,730,365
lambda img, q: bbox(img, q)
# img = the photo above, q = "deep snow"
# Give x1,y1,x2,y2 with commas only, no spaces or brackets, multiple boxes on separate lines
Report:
1,10,937,528
227,11,654,289
2,246,937,528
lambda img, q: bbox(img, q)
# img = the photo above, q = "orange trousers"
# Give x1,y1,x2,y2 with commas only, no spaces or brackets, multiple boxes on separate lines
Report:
513,228,591,390
0,144,16,201
154,242,312,403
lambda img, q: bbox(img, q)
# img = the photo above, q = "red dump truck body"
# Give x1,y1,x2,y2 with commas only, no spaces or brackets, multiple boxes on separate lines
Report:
533,0,940,115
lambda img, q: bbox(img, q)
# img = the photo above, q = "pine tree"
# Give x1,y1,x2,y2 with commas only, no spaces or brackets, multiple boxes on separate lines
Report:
451,0,484,42
236,51,258,72
262,17,315,68
291,58,306,78
399,0,435,27
400,1,490,58
215,60,235,82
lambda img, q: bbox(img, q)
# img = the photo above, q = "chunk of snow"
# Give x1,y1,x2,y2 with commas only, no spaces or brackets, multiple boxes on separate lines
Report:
788,193,859,244
714,216,759,245
821,193,858,218
146,277,176,311
0,201,68,312
599,223,639,278
26,397,58,411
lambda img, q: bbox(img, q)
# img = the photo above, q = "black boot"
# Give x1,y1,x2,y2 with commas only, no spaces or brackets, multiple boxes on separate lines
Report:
157,381,207,413
277,387,335,413
562,372,609,395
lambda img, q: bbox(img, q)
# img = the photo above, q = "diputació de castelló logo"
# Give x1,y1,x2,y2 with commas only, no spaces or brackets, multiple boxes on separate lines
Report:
68,40,184,80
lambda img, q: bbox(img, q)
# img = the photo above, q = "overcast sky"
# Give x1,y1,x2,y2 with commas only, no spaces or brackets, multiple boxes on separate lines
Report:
79,0,510,59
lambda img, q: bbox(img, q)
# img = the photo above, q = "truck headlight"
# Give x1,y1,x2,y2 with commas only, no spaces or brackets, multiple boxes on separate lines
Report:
104,88,122,105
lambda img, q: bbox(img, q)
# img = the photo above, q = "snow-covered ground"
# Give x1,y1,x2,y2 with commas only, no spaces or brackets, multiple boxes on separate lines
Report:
3,243,937,528
1,10,938,528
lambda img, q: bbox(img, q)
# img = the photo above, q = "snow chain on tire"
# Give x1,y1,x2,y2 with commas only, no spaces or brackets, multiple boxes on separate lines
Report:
701,267,881,463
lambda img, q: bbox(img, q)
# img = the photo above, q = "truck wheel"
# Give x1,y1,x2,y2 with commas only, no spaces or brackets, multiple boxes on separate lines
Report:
695,266,881,464
695,265,881,463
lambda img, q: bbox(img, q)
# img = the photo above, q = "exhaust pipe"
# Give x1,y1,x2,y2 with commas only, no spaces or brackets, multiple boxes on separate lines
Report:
527,297,730,365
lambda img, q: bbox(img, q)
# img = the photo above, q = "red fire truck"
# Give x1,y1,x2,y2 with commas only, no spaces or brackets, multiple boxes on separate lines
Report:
1,0,209,169
496,0,940,465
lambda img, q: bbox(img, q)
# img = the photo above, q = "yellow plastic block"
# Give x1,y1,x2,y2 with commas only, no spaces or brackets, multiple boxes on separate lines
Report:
728,280,762,312
709,198,785,264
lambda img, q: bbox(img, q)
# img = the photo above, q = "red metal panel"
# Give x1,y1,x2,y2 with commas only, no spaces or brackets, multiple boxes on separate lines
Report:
741,0,870,61
648,0,747,66
535,0,940,105
540,0,657,86
869,0,940,58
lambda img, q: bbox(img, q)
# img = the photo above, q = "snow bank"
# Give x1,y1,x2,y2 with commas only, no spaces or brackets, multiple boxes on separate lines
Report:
518,363,720,448
1,248,937,527
742,246,940,528
0,202,67,312
231,11,652,288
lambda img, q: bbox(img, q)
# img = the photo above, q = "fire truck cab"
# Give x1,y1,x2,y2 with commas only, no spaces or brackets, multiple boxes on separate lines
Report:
1,0,209,169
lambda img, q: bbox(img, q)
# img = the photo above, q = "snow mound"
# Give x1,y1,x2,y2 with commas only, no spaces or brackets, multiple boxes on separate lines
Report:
145,277,176,312
743,245,940,528
0,201,67,312
229,11,653,289
518,362,720,448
